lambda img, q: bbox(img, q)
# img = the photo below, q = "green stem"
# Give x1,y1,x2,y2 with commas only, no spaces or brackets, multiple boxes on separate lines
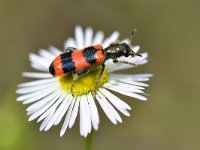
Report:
85,131,93,150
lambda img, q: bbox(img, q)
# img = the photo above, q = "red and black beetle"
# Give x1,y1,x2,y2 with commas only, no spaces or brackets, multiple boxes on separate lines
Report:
49,30,141,95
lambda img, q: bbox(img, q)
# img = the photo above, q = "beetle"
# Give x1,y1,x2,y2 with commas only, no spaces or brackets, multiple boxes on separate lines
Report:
49,30,142,95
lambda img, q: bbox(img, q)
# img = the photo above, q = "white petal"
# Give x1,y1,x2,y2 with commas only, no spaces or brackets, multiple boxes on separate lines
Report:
26,90,59,112
64,38,77,49
105,82,143,93
37,94,70,123
79,96,84,136
28,92,61,121
17,86,57,102
22,87,57,104
39,107,56,131
79,95,91,137
16,83,57,94
84,95,92,136
84,27,93,47
87,93,99,130
31,63,48,71
102,31,119,47
44,93,67,131
48,45,62,56
28,94,59,121
18,78,57,87
109,77,149,87
133,53,148,64
99,88,131,116
68,97,80,128
109,79,145,89
54,95,73,125
79,95,92,137
38,49,55,60
22,72,52,78
97,92,122,123
121,39,129,44
60,98,75,137
93,31,104,45
109,74,153,81
96,93,117,124
132,74,153,78
132,45,140,53
75,25,84,49
29,53,51,69
105,86,147,101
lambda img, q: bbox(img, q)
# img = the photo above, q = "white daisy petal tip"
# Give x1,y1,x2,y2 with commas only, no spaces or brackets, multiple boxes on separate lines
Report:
60,131,65,137
28,116,35,122
29,53,35,60
141,97,147,101
75,25,82,30
113,121,118,125
16,97,22,101
16,25,152,137
132,45,140,52
93,124,99,130
125,112,131,117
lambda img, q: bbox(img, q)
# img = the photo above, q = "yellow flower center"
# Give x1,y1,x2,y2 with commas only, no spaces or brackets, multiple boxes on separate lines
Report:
59,66,109,96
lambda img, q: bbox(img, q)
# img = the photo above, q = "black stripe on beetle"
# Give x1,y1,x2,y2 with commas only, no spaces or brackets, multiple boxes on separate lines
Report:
60,51,76,73
82,46,97,64
49,62,55,76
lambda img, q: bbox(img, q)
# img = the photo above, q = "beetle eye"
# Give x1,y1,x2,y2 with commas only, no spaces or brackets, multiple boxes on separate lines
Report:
124,52,129,57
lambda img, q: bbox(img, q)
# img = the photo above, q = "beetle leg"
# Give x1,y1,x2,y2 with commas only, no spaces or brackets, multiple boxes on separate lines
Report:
93,64,105,95
96,64,105,87
64,47,76,53
77,69,90,76
113,59,138,67
71,74,79,97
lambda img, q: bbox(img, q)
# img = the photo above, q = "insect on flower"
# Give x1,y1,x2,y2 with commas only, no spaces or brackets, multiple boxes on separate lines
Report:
16,26,152,137
49,29,141,96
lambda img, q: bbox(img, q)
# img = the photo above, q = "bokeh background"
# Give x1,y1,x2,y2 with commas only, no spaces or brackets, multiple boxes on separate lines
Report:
0,0,200,150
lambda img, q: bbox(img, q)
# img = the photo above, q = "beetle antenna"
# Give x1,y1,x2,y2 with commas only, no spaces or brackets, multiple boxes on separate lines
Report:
129,29,137,46
136,53,142,57
129,51,142,57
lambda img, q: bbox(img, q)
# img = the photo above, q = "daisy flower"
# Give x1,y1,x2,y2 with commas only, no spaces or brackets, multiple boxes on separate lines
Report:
16,26,152,137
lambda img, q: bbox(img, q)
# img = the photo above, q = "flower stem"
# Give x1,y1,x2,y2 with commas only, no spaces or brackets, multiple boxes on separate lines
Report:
85,131,93,150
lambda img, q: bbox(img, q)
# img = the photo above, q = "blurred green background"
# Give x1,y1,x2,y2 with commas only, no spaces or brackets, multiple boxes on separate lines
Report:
0,0,200,150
